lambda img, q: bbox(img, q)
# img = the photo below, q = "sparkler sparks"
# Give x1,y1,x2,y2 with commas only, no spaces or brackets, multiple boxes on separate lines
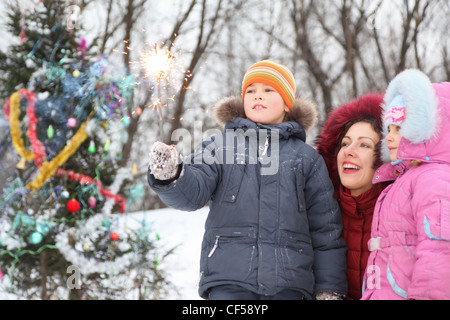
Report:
141,44,175,83
130,42,186,141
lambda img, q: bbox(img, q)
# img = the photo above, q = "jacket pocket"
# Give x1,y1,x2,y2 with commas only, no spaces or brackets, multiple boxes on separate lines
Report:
279,230,313,280
386,238,416,298
204,226,257,282
220,165,245,205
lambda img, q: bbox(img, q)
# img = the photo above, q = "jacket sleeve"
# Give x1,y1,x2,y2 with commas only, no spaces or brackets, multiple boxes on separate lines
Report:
408,169,450,300
147,136,222,212
303,151,348,297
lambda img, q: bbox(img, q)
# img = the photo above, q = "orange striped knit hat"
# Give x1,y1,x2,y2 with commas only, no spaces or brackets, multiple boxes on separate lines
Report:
242,60,296,109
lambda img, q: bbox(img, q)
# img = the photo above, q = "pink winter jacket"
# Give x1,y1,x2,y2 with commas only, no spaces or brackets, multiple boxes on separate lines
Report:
361,79,450,300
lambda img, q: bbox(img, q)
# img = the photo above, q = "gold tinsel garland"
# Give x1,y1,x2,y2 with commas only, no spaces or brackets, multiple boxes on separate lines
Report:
8,89,92,190
9,91,35,162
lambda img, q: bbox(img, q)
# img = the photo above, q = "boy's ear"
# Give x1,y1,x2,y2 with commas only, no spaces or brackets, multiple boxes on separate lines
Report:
284,105,290,112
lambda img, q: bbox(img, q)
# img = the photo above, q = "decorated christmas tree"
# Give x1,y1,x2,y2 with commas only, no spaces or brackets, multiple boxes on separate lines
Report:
0,1,172,299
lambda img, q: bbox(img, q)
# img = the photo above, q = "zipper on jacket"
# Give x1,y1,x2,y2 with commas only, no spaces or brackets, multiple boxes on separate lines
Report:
208,235,220,258
359,211,366,291
261,136,269,156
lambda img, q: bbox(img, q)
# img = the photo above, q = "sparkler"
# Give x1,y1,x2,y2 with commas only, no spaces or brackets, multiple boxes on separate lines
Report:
139,43,177,141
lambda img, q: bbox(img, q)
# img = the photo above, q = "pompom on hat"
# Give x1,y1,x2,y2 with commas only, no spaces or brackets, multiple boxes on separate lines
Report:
242,60,296,109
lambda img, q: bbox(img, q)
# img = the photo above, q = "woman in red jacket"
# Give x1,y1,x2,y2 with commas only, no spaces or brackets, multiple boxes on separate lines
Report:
316,94,390,299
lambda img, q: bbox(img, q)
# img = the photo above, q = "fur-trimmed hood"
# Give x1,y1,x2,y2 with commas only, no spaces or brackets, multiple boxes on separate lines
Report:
380,69,450,164
213,96,318,134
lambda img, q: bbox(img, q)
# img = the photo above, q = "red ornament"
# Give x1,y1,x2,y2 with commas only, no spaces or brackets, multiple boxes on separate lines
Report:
67,199,80,213
110,232,119,241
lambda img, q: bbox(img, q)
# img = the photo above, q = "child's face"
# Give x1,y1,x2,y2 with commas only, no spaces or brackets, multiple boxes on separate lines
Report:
337,121,380,196
243,83,289,125
385,124,402,162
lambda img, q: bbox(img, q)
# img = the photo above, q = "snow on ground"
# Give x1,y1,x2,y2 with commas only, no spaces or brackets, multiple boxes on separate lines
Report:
125,206,208,300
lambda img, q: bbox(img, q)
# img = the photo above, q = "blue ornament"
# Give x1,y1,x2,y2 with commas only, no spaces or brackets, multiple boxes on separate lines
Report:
61,190,70,198
29,232,43,245
103,218,110,229
36,222,51,236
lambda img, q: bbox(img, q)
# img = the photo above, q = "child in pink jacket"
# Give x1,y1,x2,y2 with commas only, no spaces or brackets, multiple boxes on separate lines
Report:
361,69,450,300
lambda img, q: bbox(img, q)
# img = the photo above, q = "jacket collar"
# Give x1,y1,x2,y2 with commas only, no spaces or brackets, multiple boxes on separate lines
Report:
213,96,318,136
373,160,412,184
225,117,306,141
339,183,385,216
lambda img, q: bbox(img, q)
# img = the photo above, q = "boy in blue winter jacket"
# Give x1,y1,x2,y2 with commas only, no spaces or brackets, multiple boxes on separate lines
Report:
148,60,347,300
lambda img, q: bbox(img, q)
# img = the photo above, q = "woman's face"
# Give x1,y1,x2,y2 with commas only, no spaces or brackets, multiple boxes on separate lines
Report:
337,122,381,197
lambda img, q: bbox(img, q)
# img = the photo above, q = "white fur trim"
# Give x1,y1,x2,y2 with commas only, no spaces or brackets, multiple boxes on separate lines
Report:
383,69,439,144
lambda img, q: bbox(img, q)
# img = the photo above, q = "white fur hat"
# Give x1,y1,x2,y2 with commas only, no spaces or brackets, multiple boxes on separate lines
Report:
382,69,438,143
381,69,439,162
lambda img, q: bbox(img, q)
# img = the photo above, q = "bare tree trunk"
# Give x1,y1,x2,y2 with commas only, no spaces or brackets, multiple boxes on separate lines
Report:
444,46,450,80
341,0,358,97
290,0,334,115
396,0,428,73
168,0,225,142
372,23,390,84
40,251,47,300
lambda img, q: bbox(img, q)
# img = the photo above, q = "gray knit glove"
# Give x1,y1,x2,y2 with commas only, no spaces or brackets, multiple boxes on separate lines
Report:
149,141,180,181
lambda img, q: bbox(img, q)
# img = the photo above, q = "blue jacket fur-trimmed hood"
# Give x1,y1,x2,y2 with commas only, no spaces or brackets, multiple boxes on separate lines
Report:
213,95,318,135
148,95,347,299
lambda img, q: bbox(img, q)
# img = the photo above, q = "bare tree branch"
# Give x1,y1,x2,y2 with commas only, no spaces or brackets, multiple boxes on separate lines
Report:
167,0,227,143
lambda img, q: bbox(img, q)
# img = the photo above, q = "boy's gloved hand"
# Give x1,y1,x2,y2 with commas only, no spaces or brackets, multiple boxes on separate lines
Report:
315,291,343,300
149,141,180,181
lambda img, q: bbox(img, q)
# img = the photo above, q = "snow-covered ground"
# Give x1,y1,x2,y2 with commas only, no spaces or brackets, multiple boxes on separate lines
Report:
126,207,208,300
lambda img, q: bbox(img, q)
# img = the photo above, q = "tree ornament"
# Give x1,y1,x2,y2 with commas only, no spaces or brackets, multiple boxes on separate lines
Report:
29,231,43,245
82,242,90,251
88,196,96,208
67,117,77,128
0,269,3,280
88,140,96,153
135,107,142,116
122,115,130,127
20,26,26,44
16,157,27,170
72,69,80,78
36,222,51,236
47,125,54,138
131,163,138,175
104,139,110,152
110,232,119,241
67,199,80,213
103,218,110,229
61,190,70,198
